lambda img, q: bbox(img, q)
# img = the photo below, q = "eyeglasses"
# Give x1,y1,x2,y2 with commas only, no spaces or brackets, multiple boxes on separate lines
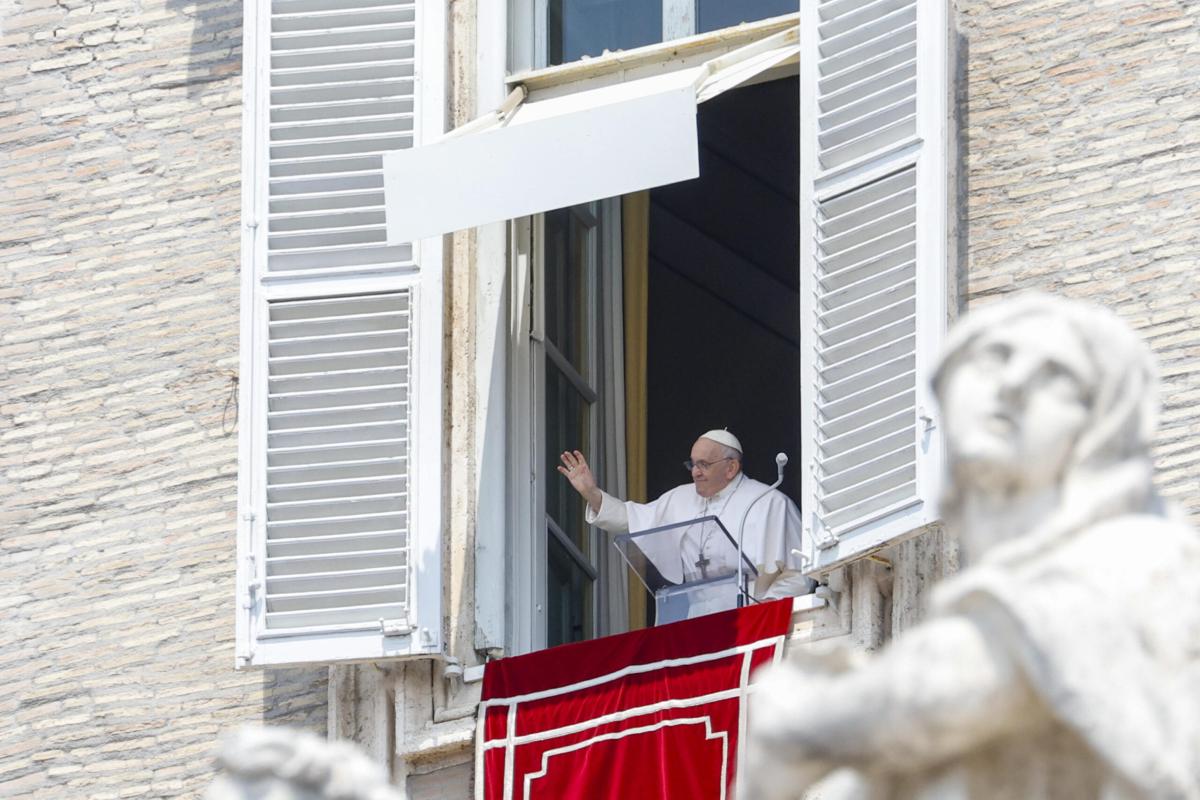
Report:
683,457,732,473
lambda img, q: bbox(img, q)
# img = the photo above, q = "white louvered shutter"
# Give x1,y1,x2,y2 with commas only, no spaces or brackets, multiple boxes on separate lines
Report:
236,0,444,667
798,0,950,571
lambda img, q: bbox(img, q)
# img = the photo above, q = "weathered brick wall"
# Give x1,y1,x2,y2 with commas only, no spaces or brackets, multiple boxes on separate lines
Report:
959,0,1200,516
0,0,328,796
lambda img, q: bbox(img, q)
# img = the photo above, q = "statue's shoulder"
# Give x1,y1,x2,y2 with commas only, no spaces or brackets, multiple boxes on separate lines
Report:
1050,513,1200,600
938,514,1200,612
1076,513,1197,555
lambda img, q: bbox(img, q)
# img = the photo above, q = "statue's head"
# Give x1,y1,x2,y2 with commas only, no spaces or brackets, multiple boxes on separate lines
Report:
932,294,1159,538
205,726,403,800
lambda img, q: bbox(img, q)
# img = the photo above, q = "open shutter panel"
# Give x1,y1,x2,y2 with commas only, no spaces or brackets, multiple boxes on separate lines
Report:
799,0,949,572
237,0,443,667
267,0,418,273
264,292,411,631
382,24,801,242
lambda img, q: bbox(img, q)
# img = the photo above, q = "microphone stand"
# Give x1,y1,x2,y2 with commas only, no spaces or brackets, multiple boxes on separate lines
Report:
736,453,788,607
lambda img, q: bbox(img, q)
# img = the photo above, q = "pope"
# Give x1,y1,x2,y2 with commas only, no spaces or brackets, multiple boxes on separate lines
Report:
557,429,813,617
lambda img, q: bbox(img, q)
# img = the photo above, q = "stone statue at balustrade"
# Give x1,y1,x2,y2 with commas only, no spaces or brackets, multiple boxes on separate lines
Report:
742,294,1200,800
205,726,402,800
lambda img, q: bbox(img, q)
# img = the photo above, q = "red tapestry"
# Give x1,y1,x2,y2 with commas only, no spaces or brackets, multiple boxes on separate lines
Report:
477,599,793,800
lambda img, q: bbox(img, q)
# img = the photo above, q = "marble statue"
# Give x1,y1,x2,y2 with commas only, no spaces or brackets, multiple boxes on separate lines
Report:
205,726,403,800
742,295,1200,800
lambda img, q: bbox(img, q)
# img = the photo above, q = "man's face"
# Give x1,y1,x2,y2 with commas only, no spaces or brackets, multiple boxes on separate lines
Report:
690,437,741,499
942,315,1095,492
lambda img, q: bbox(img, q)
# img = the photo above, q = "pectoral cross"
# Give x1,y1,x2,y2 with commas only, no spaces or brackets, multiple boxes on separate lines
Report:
694,551,711,580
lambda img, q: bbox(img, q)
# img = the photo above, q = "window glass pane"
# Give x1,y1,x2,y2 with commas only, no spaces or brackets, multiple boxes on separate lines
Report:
544,364,590,551
697,0,797,33
543,207,590,375
547,0,663,66
547,534,593,646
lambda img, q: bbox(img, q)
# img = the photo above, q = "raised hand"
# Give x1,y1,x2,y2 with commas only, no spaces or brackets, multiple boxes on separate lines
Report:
557,450,602,513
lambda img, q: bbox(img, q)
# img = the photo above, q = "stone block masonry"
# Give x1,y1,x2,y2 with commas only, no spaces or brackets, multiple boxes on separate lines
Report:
0,0,327,797
5,0,1200,797
960,0,1200,519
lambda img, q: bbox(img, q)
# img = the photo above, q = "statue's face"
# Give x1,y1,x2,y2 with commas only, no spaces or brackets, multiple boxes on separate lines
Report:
942,315,1095,491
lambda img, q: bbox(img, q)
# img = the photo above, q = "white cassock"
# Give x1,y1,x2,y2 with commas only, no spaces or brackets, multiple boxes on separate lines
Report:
586,473,813,620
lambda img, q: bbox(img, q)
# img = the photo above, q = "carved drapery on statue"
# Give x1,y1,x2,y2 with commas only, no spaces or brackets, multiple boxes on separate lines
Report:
742,295,1200,800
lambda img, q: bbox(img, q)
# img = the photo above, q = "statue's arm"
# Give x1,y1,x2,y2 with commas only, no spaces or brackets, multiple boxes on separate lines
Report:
749,610,1041,778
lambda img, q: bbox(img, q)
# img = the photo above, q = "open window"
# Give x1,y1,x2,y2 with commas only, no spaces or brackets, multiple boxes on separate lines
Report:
384,0,951,652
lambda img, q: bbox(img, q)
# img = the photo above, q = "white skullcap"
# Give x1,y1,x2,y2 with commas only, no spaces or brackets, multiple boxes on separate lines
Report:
700,429,742,454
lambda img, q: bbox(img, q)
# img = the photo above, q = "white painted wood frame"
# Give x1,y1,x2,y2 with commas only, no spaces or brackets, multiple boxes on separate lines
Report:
472,0,512,653
236,0,446,667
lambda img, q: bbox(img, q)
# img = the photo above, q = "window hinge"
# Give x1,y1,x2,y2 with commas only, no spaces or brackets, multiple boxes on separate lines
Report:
243,579,262,610
814,583,839,613
243,554,261,610
441,656,463,680
790,548,812,572
380,619,413,637
808,516,838,551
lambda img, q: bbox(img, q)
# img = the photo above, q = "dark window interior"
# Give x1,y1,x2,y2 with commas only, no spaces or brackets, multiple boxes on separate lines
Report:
646,76,801,503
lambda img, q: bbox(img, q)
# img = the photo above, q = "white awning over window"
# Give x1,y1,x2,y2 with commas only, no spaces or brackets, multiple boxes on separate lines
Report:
382,26,798,243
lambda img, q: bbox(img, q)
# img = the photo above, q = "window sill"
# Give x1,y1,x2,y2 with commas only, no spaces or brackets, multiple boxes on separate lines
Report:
791,593,827,614
398,713,477,761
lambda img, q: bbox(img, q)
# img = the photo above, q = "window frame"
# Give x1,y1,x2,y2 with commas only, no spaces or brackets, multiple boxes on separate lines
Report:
507,201,626,655
538,204,603,647
496,15,801,657
475,9,800,655
484,0,954,647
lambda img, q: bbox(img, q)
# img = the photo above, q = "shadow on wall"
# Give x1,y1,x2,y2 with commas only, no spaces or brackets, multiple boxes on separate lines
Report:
163,0,244,98
261,666,329,733
954,29,970,316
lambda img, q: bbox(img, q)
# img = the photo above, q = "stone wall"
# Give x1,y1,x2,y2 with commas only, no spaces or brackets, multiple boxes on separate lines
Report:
959,0,1200,516
0,0,328,796
5,0,1200,797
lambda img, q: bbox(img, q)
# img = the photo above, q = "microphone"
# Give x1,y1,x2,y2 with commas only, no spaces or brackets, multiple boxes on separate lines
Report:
737,452,788,607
